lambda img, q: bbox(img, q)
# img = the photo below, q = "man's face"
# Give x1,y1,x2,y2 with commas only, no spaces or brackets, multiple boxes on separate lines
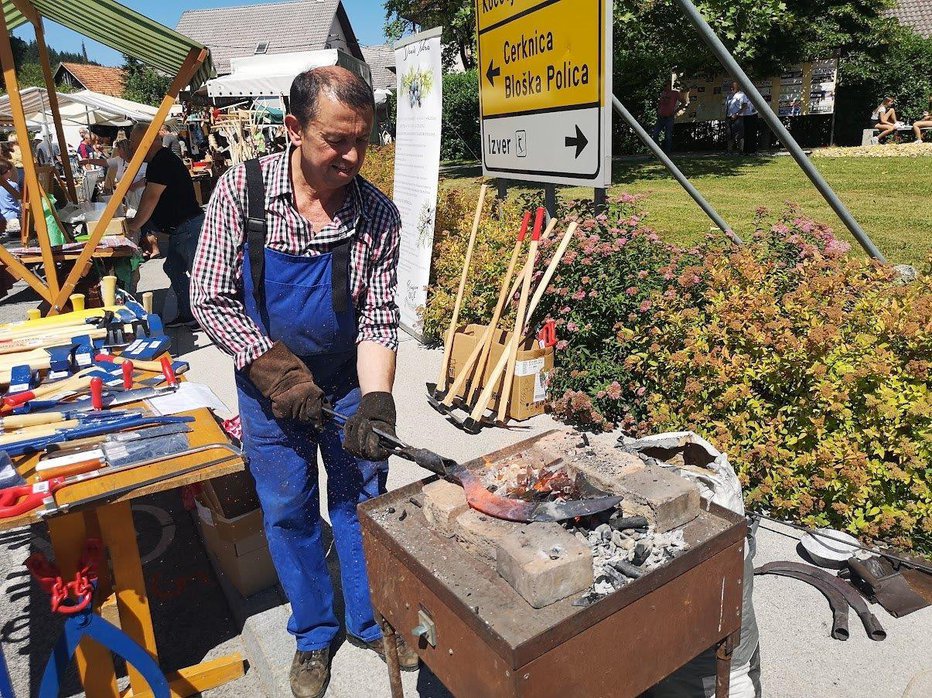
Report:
287,95,372,191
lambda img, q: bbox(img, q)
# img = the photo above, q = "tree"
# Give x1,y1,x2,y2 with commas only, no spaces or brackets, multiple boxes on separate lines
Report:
384,0,475,70
121,55,170,107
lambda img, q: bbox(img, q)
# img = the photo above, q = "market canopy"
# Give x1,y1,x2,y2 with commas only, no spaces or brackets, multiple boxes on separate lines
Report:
0,87,169,126
1,0,214,88
206,49,371,98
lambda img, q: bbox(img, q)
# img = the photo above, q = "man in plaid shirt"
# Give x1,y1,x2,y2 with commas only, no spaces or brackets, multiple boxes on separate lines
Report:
191,66,418,697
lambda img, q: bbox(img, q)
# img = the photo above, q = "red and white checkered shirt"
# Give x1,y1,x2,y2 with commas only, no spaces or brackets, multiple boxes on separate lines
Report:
191,148,401,370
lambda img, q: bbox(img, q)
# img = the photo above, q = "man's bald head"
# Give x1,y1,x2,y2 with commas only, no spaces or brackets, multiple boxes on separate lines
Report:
289,65,373,129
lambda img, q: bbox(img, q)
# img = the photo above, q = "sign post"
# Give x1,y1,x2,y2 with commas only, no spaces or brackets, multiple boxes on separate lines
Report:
475,0,612,187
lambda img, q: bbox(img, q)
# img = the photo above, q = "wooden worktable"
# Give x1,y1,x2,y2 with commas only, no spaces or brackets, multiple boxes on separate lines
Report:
2,398,247,697
13,245,134,265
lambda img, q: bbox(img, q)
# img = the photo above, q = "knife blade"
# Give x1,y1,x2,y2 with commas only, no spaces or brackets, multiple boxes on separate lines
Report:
43,422,193,455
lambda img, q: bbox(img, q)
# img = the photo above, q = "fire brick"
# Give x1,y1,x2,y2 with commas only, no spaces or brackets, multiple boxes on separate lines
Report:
496,523,593,608
453,509,523,565
422,479,469,538
612,464,700,532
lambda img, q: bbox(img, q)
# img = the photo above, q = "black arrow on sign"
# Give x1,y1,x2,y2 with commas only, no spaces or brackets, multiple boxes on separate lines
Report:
486,60,500,87
565,125,589,158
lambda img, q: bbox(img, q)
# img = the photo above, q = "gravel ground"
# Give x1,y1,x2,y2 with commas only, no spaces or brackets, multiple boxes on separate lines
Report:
0,255,929,697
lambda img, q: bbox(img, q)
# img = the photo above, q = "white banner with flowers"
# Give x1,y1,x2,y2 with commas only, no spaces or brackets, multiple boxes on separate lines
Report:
392,27,443,339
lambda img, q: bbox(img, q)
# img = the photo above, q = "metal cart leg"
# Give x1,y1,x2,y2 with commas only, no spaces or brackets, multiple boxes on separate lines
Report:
377,612,404,698
715,631,739,698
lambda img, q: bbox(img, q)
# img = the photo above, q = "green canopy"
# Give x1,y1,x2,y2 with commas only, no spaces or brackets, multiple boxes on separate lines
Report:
2,0,214,88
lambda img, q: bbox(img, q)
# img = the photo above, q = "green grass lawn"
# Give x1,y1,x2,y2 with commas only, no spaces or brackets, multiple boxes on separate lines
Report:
441,155,932,266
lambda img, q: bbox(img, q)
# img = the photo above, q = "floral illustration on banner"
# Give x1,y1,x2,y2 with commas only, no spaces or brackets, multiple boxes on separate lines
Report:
400,66,434,108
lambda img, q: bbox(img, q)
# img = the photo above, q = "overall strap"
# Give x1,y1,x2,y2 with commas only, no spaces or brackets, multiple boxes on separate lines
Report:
331,237,351,313
243,158,267,304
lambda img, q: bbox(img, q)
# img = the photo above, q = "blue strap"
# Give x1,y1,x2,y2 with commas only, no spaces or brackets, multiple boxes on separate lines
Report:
39,612,169,698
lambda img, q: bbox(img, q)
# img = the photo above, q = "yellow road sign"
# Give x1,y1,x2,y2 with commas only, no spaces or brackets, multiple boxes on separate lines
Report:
477,0,602,117
475,0,612,187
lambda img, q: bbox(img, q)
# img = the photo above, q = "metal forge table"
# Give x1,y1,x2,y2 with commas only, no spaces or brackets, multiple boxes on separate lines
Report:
360,435,747,698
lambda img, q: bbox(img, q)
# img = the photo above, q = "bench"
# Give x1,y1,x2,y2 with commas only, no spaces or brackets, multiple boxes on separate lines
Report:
862,125,931,145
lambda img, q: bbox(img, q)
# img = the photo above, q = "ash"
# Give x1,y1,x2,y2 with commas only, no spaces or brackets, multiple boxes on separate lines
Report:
567,510,689,606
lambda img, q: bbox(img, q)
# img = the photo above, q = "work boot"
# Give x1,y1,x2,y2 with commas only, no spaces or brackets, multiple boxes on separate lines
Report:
290,647,330,698
348,633,420,671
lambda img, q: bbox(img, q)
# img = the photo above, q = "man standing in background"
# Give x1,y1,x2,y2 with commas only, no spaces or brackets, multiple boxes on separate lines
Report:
160,124,183,159
127,123,203,327
726,81,749,153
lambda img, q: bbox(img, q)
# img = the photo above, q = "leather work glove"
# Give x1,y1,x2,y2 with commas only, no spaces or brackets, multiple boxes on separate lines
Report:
343,392,396,461
245,341,325,426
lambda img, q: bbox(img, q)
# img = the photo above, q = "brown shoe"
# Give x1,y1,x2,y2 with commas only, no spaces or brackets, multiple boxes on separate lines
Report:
290,648,330,698
348,633,420,671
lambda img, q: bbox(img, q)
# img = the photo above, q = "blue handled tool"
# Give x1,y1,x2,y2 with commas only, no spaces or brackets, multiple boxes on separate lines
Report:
0,415,195,457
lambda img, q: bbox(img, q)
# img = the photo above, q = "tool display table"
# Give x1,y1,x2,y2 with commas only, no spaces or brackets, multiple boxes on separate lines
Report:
0,406,247,698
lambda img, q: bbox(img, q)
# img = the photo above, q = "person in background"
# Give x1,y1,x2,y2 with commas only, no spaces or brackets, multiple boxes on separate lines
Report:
6,133,24,188
0,159,22,234
726,81,749,153
160,124,183,159
35,130,61,168
650,80,688,152
127,123,203,327
912,110,932,142
83,138,148,210
742,91,760,154
76,129,96,168
191,66,415,698
871,97,899,142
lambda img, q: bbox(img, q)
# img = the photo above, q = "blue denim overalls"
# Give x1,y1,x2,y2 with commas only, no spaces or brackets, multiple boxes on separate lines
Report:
234,159,387,651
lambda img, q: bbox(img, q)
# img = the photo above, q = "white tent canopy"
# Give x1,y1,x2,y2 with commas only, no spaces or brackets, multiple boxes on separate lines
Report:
205,49,373,98
0,87,167,127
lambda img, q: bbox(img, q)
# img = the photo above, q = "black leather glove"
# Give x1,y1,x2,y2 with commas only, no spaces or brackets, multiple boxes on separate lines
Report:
245,341,325,426
343,392,396,461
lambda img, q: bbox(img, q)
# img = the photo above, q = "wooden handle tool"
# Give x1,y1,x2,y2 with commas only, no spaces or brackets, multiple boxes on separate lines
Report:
435,184,487,395
467,220,578,428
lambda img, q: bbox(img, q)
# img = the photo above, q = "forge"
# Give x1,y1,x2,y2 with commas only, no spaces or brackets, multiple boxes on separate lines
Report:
360,430,747,698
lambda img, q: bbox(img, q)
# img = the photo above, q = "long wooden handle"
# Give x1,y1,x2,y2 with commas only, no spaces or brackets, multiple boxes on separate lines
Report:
0,411,65,430
95,353,168,373
0,419,80,446
436,184,488,392
469,221,577,423
497,210,548,422
38,458,105,481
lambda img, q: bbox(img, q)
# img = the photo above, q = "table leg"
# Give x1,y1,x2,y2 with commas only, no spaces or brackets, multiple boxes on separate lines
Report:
715,631,738,698
96,500,160,696
377,612,404,698
46,511,119,698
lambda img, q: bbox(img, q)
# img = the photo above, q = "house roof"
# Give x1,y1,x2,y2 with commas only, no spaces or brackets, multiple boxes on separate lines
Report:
55,63,126,97
886,0,932,38
176,0,363,75
361,44,396,91
1,0,213,88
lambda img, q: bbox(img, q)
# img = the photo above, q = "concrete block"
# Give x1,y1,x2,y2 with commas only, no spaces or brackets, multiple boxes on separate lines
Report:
421,479,469,538
452,509,522,565
613,464,700,532
496,522,593,608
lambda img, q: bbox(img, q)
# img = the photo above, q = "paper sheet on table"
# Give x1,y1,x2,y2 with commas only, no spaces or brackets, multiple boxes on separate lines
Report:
146,382,230,416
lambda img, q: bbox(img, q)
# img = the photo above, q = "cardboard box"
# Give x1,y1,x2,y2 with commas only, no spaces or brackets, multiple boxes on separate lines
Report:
87,216,128,237
447,323,553,421
195,481,278,597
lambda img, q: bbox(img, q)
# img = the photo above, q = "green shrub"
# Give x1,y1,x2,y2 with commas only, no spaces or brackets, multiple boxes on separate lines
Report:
361,143,395,195
441,70,481,161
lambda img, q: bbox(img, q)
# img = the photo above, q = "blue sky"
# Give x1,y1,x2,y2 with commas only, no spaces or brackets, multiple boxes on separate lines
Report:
14,0,389,66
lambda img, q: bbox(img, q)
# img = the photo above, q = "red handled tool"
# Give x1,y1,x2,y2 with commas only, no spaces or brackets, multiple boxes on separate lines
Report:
537,319,557,348
122,361,134,389
160,356,177,387
90,377,103,411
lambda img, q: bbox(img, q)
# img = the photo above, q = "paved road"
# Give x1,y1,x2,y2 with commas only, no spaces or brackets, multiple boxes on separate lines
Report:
0,254,929,697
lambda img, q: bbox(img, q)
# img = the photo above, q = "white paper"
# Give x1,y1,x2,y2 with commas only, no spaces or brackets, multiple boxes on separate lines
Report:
146,382,229,417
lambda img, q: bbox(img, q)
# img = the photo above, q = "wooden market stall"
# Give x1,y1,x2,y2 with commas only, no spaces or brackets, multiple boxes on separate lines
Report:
0,0,213,316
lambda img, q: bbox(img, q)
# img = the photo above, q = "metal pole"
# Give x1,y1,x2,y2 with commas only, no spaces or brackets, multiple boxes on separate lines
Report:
544,183,557,219
673,0,885,262
612,95,741,244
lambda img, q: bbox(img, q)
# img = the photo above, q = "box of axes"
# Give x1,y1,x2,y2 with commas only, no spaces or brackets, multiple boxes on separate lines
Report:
448,323,553,421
